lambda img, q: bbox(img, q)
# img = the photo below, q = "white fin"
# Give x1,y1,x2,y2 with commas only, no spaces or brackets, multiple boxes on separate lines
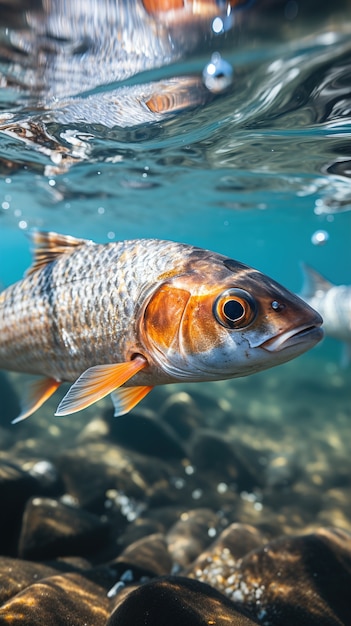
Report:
300,263,334,299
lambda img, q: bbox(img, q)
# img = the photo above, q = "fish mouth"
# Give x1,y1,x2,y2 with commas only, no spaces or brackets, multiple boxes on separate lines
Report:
261,322,324,352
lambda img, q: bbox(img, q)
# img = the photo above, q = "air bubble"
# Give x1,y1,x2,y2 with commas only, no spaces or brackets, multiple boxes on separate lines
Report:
311,230,329,246
212,17,224,34
203,53,233,94
192,488,203,500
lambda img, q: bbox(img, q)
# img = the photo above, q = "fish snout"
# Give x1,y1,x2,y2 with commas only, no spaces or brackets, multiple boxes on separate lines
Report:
261,310,324,353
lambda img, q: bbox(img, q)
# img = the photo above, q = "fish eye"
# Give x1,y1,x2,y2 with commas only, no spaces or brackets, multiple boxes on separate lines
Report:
213,288,257,329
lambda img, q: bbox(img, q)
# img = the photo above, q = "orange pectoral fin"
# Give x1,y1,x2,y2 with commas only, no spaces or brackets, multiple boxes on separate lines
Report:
54,356,147,416
12,377,61,424
111,385,154,417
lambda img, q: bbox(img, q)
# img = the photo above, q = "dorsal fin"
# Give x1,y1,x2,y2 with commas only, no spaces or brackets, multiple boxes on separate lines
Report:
26,230,92,276
300,263,334,299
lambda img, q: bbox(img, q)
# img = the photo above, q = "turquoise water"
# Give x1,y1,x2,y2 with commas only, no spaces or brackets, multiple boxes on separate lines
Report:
0,1,350,532
0,5,350,290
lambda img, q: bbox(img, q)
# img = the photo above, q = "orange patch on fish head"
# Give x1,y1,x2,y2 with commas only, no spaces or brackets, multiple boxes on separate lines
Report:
142,282,192,355
176,290,236,354
141,274,252,366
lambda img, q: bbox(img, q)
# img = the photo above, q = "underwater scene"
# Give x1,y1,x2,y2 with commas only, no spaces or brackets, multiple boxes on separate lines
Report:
0,1,351,624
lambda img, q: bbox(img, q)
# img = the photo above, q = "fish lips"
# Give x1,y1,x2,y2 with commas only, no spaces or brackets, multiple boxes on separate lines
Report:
260,317,324,353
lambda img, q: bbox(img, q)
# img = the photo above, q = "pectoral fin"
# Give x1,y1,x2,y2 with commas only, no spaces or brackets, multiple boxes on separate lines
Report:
55,356,147,416
111,385,154,417
12,377,61,424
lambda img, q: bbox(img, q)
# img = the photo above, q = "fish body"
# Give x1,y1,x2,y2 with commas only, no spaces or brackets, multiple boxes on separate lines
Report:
300,263,351,362
0,232,323,421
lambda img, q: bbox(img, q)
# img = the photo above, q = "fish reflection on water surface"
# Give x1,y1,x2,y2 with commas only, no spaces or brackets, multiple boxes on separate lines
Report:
0,231,323,422
0,0,245,172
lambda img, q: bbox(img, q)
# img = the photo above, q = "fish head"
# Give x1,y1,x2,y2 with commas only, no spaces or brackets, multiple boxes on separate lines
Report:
139,253,324,382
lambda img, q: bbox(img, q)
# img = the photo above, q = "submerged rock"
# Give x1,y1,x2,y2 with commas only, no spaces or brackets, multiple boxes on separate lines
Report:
0,555,88,605
0,570,112,626
187,522,265,577
159,392,204,441
0,366,350,625
192,526,351,626
56,442,179,513
107,576,260,626
0,459,44,556
18,497,111,560
112,532,172,577
105,408,187,460
190,429,261,491
166,508,219,568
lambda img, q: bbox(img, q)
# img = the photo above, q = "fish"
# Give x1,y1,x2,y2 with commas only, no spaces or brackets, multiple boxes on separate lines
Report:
0,231,323,423
300,263,351,364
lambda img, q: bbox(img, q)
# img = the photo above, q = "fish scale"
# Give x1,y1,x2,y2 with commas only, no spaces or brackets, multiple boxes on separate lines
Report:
0,237,191,380
0,231,323,421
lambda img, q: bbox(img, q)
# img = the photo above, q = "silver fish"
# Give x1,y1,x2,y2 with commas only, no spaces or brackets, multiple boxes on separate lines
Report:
0,231,323,422
300,263,351,364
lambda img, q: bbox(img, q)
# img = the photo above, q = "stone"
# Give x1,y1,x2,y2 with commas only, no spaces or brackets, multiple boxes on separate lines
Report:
187,523,265,577
113,532,172,577
0,459,43,556
146,505,190,531
107,576,260,625
18,497,111,560
23,459,64,497
115,517,166,551
0,571,112,625
190,429,261,491
166,508,220,568
193,527,351,625
0,555,90,604
56,442,177,513
159,392,203,440
105,408,187,460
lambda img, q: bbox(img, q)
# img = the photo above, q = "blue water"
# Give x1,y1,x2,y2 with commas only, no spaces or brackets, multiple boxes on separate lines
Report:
0,2,350,488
